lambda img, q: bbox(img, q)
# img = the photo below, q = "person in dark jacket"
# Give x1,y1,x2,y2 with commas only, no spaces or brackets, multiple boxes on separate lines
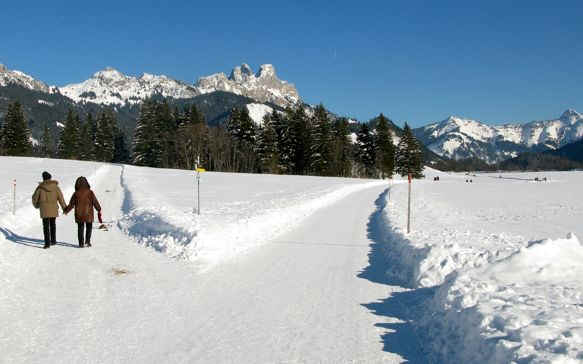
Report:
32,171,67,249
64,176,102,248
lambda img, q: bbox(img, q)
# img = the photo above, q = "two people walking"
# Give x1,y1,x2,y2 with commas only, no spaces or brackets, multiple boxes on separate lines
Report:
32,171,102,249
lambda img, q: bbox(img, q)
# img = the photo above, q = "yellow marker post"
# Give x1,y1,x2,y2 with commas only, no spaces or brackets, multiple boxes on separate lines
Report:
195,166,205,215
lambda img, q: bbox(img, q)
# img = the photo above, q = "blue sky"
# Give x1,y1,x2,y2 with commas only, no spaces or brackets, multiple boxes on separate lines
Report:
1,0,582,127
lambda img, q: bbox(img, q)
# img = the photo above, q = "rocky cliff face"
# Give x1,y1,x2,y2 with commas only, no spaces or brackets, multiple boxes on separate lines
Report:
195,63,299,107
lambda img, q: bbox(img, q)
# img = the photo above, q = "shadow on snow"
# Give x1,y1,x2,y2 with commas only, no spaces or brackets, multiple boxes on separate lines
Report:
357,188,435,363
0,226,80,249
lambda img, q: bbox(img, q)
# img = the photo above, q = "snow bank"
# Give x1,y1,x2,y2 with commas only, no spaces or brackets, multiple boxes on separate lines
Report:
377,169,583,362
118,165,386,270
424,233,583,363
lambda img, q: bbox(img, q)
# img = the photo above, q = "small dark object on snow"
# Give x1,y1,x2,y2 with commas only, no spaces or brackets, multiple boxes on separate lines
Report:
112,268,130,276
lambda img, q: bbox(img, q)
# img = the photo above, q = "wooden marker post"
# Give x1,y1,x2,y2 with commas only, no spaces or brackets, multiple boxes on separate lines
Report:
407,173,411,234
13,179,16,215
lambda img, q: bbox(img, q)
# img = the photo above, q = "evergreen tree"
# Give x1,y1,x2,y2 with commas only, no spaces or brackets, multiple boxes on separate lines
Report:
112,126,130,163
177,104,208,170
356,123,377,177
227,107,257,172
133,100,162,167
375,113,395,179
287,105,311,175
40,122,53,157
395,123,424,178
58,109,81,159
0,102,32,156
271,109,292,173
330,118,353,177
309,104,333,175
256,113,279,173
95,111,115,162
87,113,98,159
78,121,93,160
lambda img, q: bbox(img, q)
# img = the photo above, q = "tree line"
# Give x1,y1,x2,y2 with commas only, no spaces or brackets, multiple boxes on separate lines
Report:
132,99,424,178
1,99,425,179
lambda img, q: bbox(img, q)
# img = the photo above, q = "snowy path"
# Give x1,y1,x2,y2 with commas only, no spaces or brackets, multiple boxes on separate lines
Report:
1,166,420,363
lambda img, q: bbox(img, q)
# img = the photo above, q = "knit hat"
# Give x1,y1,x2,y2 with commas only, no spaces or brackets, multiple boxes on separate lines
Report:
42,171,51,181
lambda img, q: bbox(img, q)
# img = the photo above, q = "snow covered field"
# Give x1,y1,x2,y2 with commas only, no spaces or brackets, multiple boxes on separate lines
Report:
3,156,583,362
118,164,386,270
381,168,583,363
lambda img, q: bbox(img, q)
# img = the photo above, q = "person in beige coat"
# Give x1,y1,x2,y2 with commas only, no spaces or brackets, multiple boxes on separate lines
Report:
32,171,67,249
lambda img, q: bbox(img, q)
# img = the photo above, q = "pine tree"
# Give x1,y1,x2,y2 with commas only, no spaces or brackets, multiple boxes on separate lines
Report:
0,102,32,156
287,105,311,175
78,121,93,160
271,109,292,173
112,126,130,163
40,122,53,157
95,111,115,162
330,118,353,177
177,104,208,170
395,123,424,178
256,113,279,173
227,107,257,172
309,104,333,175
356,123,377,177
87,112,98,159
375,113,395,179
58,109,81,159
132,99,162,167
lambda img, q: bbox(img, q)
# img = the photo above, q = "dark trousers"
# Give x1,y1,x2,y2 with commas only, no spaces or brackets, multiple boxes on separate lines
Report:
42,218,56,247
77,222,93,247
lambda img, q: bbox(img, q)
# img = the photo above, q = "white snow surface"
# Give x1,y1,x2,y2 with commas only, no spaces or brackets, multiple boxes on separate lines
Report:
5,156,583,362
377,168,583,363
118,164,386,270
245,103,273,125
0,156,412,363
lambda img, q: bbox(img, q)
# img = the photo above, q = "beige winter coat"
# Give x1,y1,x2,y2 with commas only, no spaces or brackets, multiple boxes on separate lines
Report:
32,180,67,218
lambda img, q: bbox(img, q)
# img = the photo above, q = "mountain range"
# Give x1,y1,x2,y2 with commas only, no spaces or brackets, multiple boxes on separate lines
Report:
413,110,583,164
0,62,299,109
2,62,582,167
0,63,296,140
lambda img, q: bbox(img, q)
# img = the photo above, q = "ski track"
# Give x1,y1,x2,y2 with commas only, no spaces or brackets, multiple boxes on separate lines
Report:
0,164,420,363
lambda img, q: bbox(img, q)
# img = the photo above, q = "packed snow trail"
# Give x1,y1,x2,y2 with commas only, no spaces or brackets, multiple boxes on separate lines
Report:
1,166,419,363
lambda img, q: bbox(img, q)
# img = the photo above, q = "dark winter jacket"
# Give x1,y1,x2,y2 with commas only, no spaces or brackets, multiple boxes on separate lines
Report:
64,177,101,223
32,180,67,218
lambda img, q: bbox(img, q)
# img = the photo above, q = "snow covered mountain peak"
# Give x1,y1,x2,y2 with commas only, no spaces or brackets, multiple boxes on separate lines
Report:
60,68,198,105
416,110,583,164
559,109,582,123
0,64,54,93
57,63,300,108
196,63,299,107
256,64,276,79
92,67,126,82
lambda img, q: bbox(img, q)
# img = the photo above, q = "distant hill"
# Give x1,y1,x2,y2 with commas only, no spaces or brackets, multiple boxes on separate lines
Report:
497,138,583,171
